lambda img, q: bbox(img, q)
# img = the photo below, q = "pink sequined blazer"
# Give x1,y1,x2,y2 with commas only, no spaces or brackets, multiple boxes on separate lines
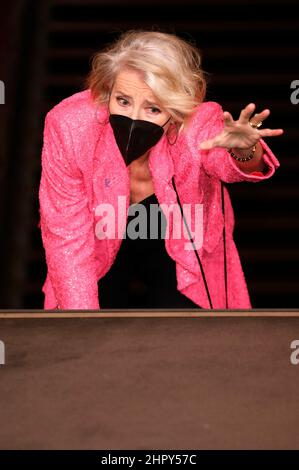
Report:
38,89,280,309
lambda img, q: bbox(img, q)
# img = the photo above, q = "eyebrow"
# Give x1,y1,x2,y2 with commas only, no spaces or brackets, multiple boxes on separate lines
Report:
114,90,160,107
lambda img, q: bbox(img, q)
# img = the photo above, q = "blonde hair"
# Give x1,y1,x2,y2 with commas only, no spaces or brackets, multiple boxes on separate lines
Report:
84,29,207,129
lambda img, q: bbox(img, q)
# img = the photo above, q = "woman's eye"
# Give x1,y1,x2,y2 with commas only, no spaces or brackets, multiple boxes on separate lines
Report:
116,97,129,106
149,107,161,114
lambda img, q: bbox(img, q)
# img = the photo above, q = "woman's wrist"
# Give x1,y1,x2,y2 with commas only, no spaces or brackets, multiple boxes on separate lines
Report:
228,144,256,162
228,141,267,173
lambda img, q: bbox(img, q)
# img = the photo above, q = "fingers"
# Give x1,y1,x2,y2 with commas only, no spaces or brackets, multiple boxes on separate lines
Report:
251,108,270,125
199,106,284,150
238,103,256,124
258,128,284,137
249,107,283,136
223,111,234,126
225,103,274,129
238,103,270,125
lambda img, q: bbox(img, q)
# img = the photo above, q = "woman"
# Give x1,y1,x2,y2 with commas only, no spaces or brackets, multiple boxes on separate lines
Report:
38,30,283,310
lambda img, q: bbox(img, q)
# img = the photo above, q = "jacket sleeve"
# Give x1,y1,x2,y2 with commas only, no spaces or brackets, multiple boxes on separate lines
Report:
38,111,99,309
199,102,280,183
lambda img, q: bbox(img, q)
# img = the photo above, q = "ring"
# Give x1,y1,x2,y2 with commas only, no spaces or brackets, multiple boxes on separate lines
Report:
249,115,263,129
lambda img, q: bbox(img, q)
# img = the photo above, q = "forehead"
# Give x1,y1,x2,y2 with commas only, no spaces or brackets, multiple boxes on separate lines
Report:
113,68,156,99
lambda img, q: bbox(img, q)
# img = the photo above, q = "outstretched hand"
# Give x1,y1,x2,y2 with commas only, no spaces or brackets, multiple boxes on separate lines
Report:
199,103,284,151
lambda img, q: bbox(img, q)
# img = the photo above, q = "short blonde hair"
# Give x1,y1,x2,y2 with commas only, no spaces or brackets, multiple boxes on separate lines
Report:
84,29,206,128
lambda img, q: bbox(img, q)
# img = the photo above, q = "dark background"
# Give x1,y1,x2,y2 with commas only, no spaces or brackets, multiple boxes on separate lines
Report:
0,0,298,309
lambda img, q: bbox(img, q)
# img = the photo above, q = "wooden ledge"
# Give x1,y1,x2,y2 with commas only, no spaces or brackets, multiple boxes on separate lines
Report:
0,309,299,318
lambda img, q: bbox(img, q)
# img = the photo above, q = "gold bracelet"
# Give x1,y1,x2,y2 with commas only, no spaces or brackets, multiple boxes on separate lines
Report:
227,144,256,162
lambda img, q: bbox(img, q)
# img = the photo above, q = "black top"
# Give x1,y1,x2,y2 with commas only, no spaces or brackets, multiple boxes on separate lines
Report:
98,192,199,309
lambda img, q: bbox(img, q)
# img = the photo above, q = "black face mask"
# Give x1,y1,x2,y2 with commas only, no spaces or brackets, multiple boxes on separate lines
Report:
109,114,171,165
